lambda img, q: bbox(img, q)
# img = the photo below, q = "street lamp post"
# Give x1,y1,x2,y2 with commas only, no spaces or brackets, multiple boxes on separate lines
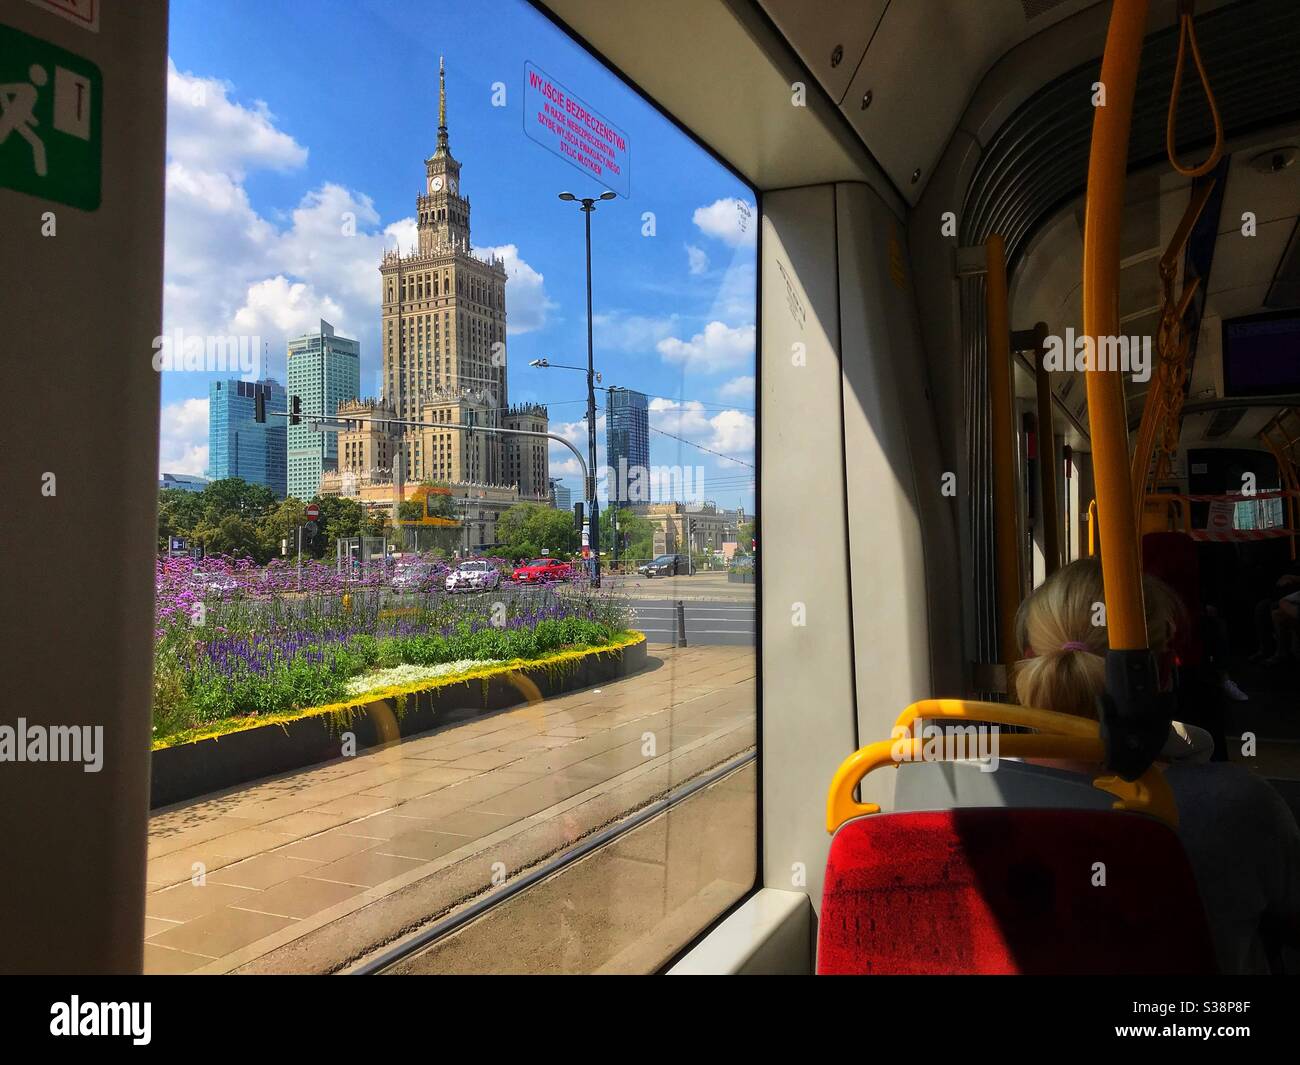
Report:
559,189,615,587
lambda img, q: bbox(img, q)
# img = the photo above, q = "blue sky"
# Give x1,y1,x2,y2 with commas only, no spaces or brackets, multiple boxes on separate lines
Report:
161,0,756,512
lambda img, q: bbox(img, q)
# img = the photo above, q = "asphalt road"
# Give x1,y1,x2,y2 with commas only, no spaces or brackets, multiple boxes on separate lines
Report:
628,597,757,647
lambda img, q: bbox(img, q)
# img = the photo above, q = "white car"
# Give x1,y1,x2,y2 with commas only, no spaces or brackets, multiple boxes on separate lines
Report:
392,565,431,592
191,572,238,594
445,560,500,593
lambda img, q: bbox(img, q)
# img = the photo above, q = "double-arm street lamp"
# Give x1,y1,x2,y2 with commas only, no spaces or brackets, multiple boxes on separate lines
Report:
556,189,615,587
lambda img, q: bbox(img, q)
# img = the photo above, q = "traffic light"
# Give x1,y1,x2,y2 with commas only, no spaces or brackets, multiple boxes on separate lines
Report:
290,396,301,425
254,386,266,423
573,501,584,531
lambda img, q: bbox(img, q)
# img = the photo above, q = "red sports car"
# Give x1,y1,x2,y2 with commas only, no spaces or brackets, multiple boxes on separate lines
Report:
511,558,573,584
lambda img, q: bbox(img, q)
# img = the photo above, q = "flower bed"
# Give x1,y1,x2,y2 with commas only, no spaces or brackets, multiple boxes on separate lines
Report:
150,633,647,808
153,553,633,745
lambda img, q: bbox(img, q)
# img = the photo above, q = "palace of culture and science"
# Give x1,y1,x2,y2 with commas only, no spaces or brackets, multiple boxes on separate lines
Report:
320,59,550,544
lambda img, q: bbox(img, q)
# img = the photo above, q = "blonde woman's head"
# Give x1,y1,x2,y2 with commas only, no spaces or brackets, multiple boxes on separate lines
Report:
1013,558,1182,719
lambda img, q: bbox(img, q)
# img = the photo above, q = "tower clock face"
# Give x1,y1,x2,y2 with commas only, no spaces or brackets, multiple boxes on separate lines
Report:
430,176,444,192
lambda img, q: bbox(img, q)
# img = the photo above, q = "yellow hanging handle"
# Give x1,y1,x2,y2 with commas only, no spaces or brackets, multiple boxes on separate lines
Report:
1166,0,1224,178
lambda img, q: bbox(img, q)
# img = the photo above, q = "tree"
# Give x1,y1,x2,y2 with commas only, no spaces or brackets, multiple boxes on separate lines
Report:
738,519,757,554
200,478,276,525
157,488,206,553
195,514,262,559
311,495,370,558
599,506,654,562
497,502,579,556
259,497,308,561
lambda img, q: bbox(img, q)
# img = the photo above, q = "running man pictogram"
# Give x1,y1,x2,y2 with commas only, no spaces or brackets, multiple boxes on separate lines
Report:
0,63,48,177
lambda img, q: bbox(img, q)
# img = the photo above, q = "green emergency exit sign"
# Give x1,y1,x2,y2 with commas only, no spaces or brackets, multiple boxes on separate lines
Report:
0,22,102,210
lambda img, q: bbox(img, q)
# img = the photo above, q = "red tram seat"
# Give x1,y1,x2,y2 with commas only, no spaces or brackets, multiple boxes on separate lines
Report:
817,807,1217,975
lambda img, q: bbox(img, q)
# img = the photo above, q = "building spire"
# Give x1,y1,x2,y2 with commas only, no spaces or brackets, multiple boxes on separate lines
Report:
437,56,448,153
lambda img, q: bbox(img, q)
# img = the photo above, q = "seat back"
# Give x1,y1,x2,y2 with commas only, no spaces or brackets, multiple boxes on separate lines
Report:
1142,530,1204,666
818,807,1217,974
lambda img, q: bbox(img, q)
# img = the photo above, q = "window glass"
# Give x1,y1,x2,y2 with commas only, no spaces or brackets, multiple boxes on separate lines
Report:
152,0,756,974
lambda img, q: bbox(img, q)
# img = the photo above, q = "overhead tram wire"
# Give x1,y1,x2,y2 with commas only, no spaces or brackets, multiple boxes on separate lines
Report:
645,424,755,468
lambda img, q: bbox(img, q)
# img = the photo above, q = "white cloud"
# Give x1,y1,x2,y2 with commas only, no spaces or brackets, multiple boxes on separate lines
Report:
549,413,606,483
230,276,346,339
707,409,755,454
685,244,709,275
692,197,757,248
474,243,556,334
592,311,681,354
167,60,307,178
158,397,210,477
656,321,755,372
649,398,755,460
719,375,755,401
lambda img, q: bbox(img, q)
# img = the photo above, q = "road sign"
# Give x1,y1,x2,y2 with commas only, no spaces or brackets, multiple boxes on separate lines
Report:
303,520,319,538
168,536,186,557
305,504,320,521
0,23,103,210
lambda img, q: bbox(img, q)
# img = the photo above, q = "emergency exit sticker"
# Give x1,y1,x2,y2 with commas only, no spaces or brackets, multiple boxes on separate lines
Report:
0,23,102,210
524,62,629,198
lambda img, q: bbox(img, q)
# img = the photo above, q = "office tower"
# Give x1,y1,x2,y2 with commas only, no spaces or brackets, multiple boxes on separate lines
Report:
606,387,649,501
550,478,572,511
286,319,360,500
207,379,287,496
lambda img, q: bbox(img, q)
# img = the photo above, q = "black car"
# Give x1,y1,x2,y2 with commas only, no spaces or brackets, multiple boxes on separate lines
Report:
639,553,694,577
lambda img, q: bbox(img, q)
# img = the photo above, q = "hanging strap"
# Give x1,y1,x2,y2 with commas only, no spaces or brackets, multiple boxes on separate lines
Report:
1166,0,1224,178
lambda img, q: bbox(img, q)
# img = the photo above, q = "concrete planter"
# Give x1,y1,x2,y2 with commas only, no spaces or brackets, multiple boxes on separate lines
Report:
150,636,647,809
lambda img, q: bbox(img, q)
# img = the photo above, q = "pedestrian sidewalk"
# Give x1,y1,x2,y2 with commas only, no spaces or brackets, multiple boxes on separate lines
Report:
143,643,756,974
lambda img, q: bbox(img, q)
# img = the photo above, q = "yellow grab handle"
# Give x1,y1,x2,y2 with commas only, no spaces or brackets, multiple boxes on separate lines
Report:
893,698,1100,740
826,732,1179,833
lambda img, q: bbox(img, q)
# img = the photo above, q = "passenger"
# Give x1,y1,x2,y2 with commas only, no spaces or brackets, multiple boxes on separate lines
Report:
1250,568,1300,665
1014,558,1300,974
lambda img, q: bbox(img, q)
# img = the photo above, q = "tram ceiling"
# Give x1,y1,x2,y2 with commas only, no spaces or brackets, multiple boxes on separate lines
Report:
1010,122,1300,451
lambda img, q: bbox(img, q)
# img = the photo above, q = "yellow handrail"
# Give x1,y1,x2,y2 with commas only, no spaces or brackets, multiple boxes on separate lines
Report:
1082,0,1150,650
826,698,1179,833
986,235,1023,672
1032,323,1062,575
894,698,1099,739
1087,497,1098,556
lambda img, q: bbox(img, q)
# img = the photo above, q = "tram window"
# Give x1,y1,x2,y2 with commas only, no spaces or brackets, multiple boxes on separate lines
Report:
150,0,757,973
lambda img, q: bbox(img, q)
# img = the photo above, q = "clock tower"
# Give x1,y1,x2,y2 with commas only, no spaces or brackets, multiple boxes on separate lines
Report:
419,57,469,255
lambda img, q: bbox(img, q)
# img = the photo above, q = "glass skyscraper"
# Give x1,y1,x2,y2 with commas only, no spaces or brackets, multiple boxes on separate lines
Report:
286,320,361,500
606,387,649,502
207,378,288,497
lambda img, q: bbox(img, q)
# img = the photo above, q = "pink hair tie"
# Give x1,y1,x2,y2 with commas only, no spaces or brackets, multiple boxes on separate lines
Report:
1061,641,1089,652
